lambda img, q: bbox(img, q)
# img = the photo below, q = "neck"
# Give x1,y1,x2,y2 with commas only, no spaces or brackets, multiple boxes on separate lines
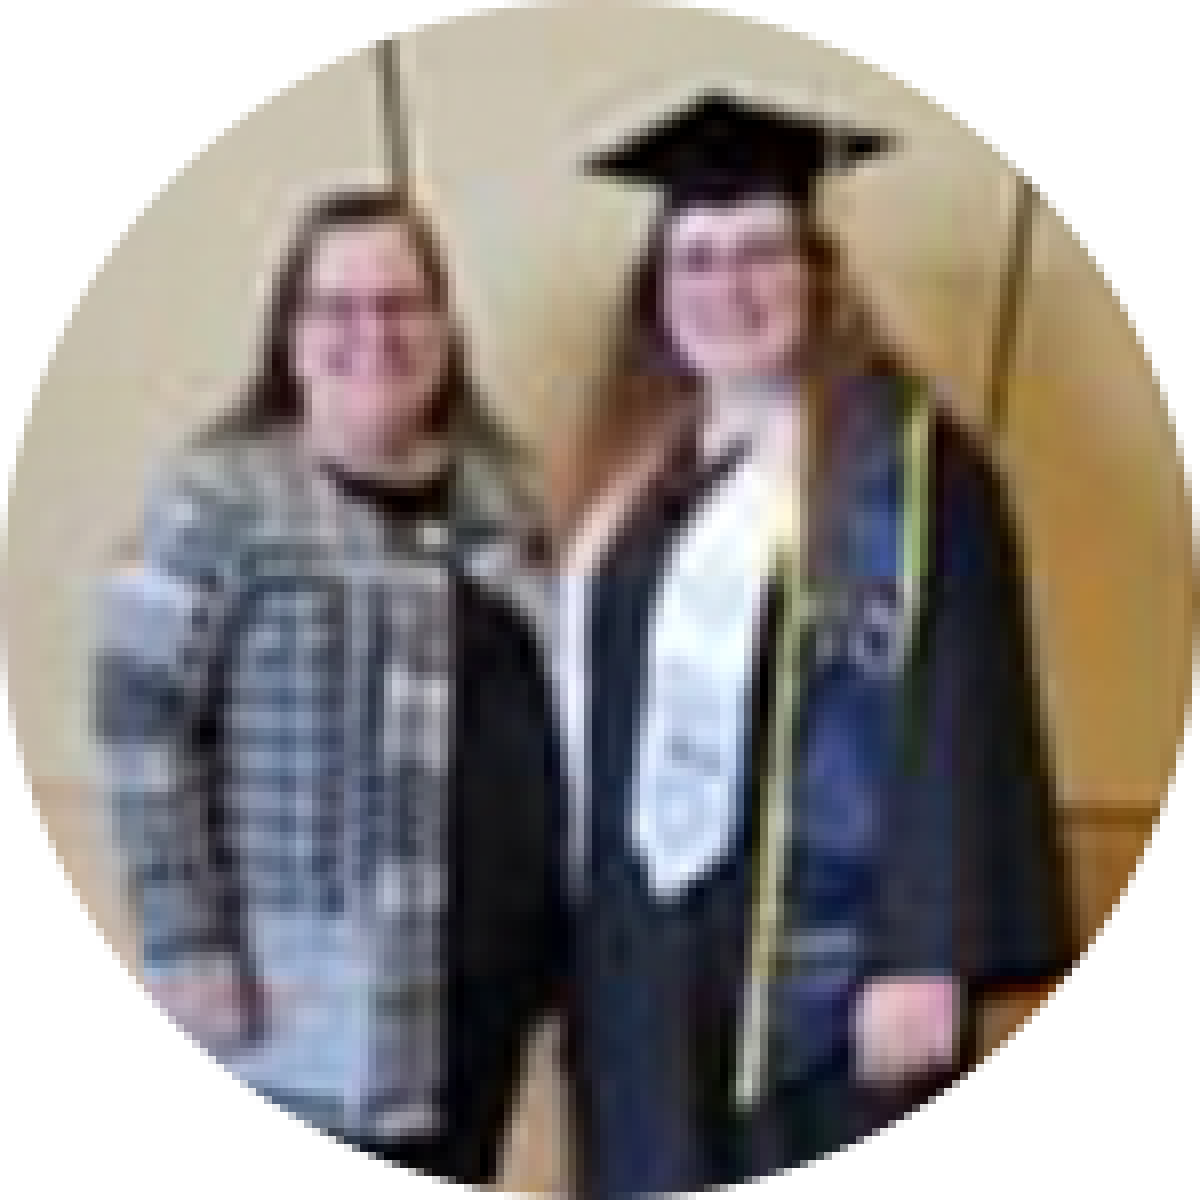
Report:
702,372,802,462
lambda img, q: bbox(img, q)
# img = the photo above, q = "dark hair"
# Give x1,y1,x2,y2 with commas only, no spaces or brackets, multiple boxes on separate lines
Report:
200,185,523,465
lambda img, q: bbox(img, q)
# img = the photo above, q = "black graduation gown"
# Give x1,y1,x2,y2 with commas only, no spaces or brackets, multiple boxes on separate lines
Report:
319,464,567,1183
564,390,1075,1197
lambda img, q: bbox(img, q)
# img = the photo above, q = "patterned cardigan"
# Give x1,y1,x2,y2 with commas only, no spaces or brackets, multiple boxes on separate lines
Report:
93,433,562,1155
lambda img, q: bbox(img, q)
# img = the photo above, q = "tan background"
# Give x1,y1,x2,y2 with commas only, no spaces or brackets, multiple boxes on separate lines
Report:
1,5,1193,1192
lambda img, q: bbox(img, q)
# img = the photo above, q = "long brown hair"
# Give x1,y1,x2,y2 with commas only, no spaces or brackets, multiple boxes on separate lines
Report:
551,204,911,552
95,189,532,566
200,186,524,469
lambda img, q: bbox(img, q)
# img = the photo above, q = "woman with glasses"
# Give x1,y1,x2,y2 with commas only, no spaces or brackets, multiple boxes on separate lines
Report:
554,92,1073,1196
94,187,564,1182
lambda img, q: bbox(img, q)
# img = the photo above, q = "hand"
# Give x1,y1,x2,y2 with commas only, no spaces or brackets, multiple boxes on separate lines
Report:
853,975,961,1088
146,955,247,1051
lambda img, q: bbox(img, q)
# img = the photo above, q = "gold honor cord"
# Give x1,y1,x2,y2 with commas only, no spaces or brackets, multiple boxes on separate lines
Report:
733,390,931,1110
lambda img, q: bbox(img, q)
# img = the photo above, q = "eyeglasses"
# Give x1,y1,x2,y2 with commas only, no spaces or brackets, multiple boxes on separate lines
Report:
299,289,440,326
667,233,800,280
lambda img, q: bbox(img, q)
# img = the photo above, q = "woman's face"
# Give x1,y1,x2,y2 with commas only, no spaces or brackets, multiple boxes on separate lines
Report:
661,194,811,383
293,221,451,461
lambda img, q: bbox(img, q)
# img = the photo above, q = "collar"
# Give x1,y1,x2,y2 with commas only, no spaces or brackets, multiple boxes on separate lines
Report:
299,427,453,491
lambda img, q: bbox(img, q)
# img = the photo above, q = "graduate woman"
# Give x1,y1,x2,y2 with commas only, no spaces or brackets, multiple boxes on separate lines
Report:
94,187,564,1182
555,92,1074,1195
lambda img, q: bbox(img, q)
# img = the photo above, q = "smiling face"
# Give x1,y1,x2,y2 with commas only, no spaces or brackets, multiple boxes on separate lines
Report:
661,193,811,384
292,221,451,465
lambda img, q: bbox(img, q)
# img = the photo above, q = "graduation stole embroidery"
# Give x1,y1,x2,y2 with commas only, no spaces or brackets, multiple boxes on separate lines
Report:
733,381,933,1108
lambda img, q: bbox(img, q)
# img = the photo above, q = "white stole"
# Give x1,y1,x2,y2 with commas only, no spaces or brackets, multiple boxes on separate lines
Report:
630,438,791,900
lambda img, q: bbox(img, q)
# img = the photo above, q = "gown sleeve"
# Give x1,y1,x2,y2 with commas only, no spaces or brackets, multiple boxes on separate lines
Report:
874,421,1077,985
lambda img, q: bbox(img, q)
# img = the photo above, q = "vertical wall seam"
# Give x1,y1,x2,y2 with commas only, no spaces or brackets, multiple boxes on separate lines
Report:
987,175,1039,434
372,38,408,190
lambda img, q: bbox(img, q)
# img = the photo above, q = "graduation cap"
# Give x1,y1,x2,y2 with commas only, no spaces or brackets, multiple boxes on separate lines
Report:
583,89,896,216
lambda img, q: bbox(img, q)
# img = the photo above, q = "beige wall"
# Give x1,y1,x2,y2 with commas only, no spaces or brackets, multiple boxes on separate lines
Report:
0,7,1193,1190
1006,205,1194,818
3,49,387,789
396,3,1019,444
